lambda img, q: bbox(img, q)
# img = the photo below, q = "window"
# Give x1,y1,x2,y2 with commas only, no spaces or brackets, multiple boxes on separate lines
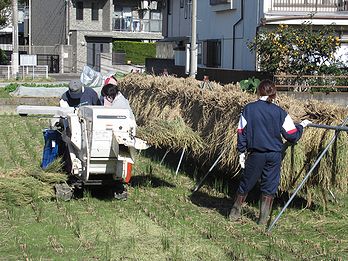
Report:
92,2,99,20
184,0,191,19
210,0,230,5
167,0,172,15
76,1,83,20
203,39,221,67
197,42,202,65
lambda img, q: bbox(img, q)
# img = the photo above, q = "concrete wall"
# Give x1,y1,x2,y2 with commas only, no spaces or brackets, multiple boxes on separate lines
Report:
279,92,348,108
69,0,109,32
145,58,273,83
74,31,88,73
156,42,176,59
31,0,66,45
71,31,78,72
102,0,113,31
68,0,112,73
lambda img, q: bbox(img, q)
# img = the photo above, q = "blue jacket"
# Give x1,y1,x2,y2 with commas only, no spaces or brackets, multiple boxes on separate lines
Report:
237,99,303,153
61,87,100,107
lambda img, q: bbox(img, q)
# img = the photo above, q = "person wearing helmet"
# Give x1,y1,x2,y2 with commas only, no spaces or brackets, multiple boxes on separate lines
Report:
229,79,312,225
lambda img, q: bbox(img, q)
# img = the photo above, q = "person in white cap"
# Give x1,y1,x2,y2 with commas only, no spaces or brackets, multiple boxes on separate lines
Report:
60,79,100,107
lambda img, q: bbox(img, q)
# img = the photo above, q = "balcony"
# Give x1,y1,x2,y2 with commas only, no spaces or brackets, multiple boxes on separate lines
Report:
112,17,162,33
269,0,348,13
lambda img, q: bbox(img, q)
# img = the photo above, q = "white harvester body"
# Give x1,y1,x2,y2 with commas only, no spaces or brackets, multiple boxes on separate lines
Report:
16,105,148,185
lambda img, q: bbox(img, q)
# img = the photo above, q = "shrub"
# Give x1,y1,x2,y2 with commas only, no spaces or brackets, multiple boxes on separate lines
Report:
0,49,8,65
249,23,342,76
239,77,260,93
113,41,156,65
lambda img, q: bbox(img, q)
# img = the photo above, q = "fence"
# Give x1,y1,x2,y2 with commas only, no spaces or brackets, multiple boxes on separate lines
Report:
0,65,49,80
145,58,273,84
269,0,347,12
274,74,348,92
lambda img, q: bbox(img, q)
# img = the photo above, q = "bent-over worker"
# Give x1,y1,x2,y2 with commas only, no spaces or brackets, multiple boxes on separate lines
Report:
60,79,100,107
100,82,135,200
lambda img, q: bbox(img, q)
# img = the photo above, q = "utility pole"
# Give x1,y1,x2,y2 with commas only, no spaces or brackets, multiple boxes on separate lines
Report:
189,0,197,78
11,0,19,78
28,0,31,54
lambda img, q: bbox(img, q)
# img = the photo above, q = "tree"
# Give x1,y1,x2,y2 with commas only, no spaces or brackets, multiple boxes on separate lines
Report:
0,49,8,64
248,23,342,76
0,0,11,28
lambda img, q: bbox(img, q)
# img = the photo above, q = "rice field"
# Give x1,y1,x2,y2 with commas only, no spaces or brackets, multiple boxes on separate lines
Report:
0,114,347,260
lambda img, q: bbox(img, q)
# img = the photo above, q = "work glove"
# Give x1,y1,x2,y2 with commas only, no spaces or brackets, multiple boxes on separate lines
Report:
239,153,246,169
300,119,312,128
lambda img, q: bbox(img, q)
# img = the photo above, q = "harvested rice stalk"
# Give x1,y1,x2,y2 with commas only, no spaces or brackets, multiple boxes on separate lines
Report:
137,117,203,153
0,177,54,206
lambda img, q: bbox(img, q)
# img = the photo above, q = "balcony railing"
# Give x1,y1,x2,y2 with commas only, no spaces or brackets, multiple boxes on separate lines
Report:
269,0,348,12
112,17,162,33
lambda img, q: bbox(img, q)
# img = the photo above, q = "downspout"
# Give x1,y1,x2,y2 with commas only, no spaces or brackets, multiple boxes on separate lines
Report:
255,0,262,71
232,0,244,69
66,0,70,45
28,0,31,54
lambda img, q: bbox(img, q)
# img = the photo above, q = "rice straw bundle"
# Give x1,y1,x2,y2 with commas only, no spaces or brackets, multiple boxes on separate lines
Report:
137,117,203,152
120,74,348,204
0,176,54,206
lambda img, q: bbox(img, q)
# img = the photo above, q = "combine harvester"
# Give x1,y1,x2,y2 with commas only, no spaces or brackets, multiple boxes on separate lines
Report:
16,105,149,200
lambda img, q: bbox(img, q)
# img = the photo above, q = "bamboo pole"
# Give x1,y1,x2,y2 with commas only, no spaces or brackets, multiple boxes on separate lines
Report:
268,116,348,232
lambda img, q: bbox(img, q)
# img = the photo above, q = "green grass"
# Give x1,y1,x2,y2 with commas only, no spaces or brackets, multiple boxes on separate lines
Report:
0,115,347,260
0,77,57,83
0,88,11,98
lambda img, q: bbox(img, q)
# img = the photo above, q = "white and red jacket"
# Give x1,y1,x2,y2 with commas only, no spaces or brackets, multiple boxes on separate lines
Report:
237,99,303,153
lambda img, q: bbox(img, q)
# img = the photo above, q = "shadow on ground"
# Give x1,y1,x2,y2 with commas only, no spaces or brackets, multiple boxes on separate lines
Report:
131,174,175,188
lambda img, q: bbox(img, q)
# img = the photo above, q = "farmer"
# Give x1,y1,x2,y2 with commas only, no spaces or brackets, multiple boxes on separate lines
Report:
60,79,100,107
99,75,120,105
100,82,135,200
100,82,136,122
100,82,119,106
104,74,118,86
229,79,311,225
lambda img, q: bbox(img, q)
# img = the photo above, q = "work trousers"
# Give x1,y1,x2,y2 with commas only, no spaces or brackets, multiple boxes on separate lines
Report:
237,151,282,196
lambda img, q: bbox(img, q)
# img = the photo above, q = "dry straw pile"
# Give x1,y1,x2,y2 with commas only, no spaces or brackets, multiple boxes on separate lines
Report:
119,74,348,206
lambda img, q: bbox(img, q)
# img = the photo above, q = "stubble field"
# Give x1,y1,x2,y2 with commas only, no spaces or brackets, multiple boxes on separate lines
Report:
0,114,347,260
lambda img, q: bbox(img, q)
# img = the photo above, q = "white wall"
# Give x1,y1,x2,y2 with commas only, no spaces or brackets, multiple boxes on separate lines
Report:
166,0,262,70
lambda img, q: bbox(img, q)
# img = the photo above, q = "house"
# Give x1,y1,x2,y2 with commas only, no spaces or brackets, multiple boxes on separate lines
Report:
66,0,163,73
158,0,348,71
1,0,163,74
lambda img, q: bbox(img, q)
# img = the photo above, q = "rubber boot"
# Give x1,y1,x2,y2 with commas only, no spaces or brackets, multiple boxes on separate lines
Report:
257,194,274,225
229,193,247,221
